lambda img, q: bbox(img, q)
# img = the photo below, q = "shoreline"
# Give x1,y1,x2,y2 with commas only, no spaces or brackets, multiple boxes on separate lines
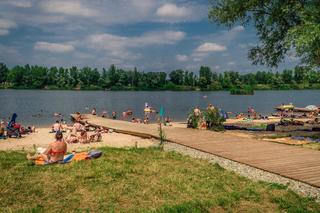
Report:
0,127,158,152
2,88,320,92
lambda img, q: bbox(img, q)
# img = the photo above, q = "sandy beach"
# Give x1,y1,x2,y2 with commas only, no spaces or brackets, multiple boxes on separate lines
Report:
0,127,158,152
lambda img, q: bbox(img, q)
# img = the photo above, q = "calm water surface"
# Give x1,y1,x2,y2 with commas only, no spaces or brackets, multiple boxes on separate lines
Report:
0,90,319,126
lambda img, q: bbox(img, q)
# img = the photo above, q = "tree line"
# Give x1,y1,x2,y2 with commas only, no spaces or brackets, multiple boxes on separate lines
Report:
0,63,320,91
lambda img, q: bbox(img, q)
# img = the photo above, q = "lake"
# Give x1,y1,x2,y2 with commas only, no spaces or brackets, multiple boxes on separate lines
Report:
0,90,319,126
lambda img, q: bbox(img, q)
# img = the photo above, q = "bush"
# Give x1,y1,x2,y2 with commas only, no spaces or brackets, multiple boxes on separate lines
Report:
0,82,14,89
187,108,225,131
254,84,272,90
204,108,225,131
187,110,201,129
209,81,223,91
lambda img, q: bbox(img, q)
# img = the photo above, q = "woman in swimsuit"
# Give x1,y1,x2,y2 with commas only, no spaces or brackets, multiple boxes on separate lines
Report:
27,131,67,163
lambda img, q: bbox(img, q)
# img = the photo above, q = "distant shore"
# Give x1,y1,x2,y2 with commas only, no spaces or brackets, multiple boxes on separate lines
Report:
1,87,320,92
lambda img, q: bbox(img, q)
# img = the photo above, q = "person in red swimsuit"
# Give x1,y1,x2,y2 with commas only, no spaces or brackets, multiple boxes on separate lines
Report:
27,131,67,163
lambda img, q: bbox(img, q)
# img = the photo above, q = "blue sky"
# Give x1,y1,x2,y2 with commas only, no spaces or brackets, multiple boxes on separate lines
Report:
0,0,298,73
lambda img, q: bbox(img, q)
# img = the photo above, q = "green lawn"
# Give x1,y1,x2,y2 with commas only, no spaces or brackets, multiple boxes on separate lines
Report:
0,147,319,212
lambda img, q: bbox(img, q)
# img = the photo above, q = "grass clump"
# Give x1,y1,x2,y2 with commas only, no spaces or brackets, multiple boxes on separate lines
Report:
0,147,319,212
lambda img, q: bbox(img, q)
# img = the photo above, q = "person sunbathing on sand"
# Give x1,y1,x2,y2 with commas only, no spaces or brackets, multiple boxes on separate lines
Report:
27,131,67,163
65,132,78,143
73,122,84,132
89,128,102,142
79,130,89,143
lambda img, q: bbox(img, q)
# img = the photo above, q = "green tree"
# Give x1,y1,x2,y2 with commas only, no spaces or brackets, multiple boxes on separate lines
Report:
294,66,307,84
169,69,184,85
282,69,293,84
30,65,47,88
286,2,320,67
47,67,58,86
7,66,24,86
69,66,79,88
0,63,9,83
209,0,320,67
108,64,119,86
199,66,212,87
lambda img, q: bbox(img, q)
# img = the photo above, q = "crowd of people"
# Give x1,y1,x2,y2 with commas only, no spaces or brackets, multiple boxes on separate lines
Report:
235,106,269,120
90,103,172,126
52,114,105,144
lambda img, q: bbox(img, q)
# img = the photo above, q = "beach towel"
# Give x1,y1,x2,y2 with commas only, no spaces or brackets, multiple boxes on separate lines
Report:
34,151,102,165
73,152,89,161
88,150,103,159
34,153,75,165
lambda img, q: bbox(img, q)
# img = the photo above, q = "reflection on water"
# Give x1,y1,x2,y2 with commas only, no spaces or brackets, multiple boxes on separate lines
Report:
0,90,319,126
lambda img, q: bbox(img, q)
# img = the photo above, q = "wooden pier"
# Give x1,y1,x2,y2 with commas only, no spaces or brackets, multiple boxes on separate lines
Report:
73,114,320,188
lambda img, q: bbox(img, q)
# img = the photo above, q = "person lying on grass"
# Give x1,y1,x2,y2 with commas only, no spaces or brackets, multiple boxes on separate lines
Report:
27,131,67,164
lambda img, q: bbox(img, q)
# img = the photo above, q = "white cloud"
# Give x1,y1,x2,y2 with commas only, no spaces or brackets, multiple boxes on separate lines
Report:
0,19,16,36
0,0,207,37
156,3,191,18
195,42,227,52
85,30,185,59
193,58,202,62
231,26,245,32
0,29,9,36
176,54,189,62
34,41,75,53
155,2,206,23
40,0,98,17
7,0,32,8
139,31,185,45
0,19,17,29
238,42,255,49
87,31,185,50
228,61,235,65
